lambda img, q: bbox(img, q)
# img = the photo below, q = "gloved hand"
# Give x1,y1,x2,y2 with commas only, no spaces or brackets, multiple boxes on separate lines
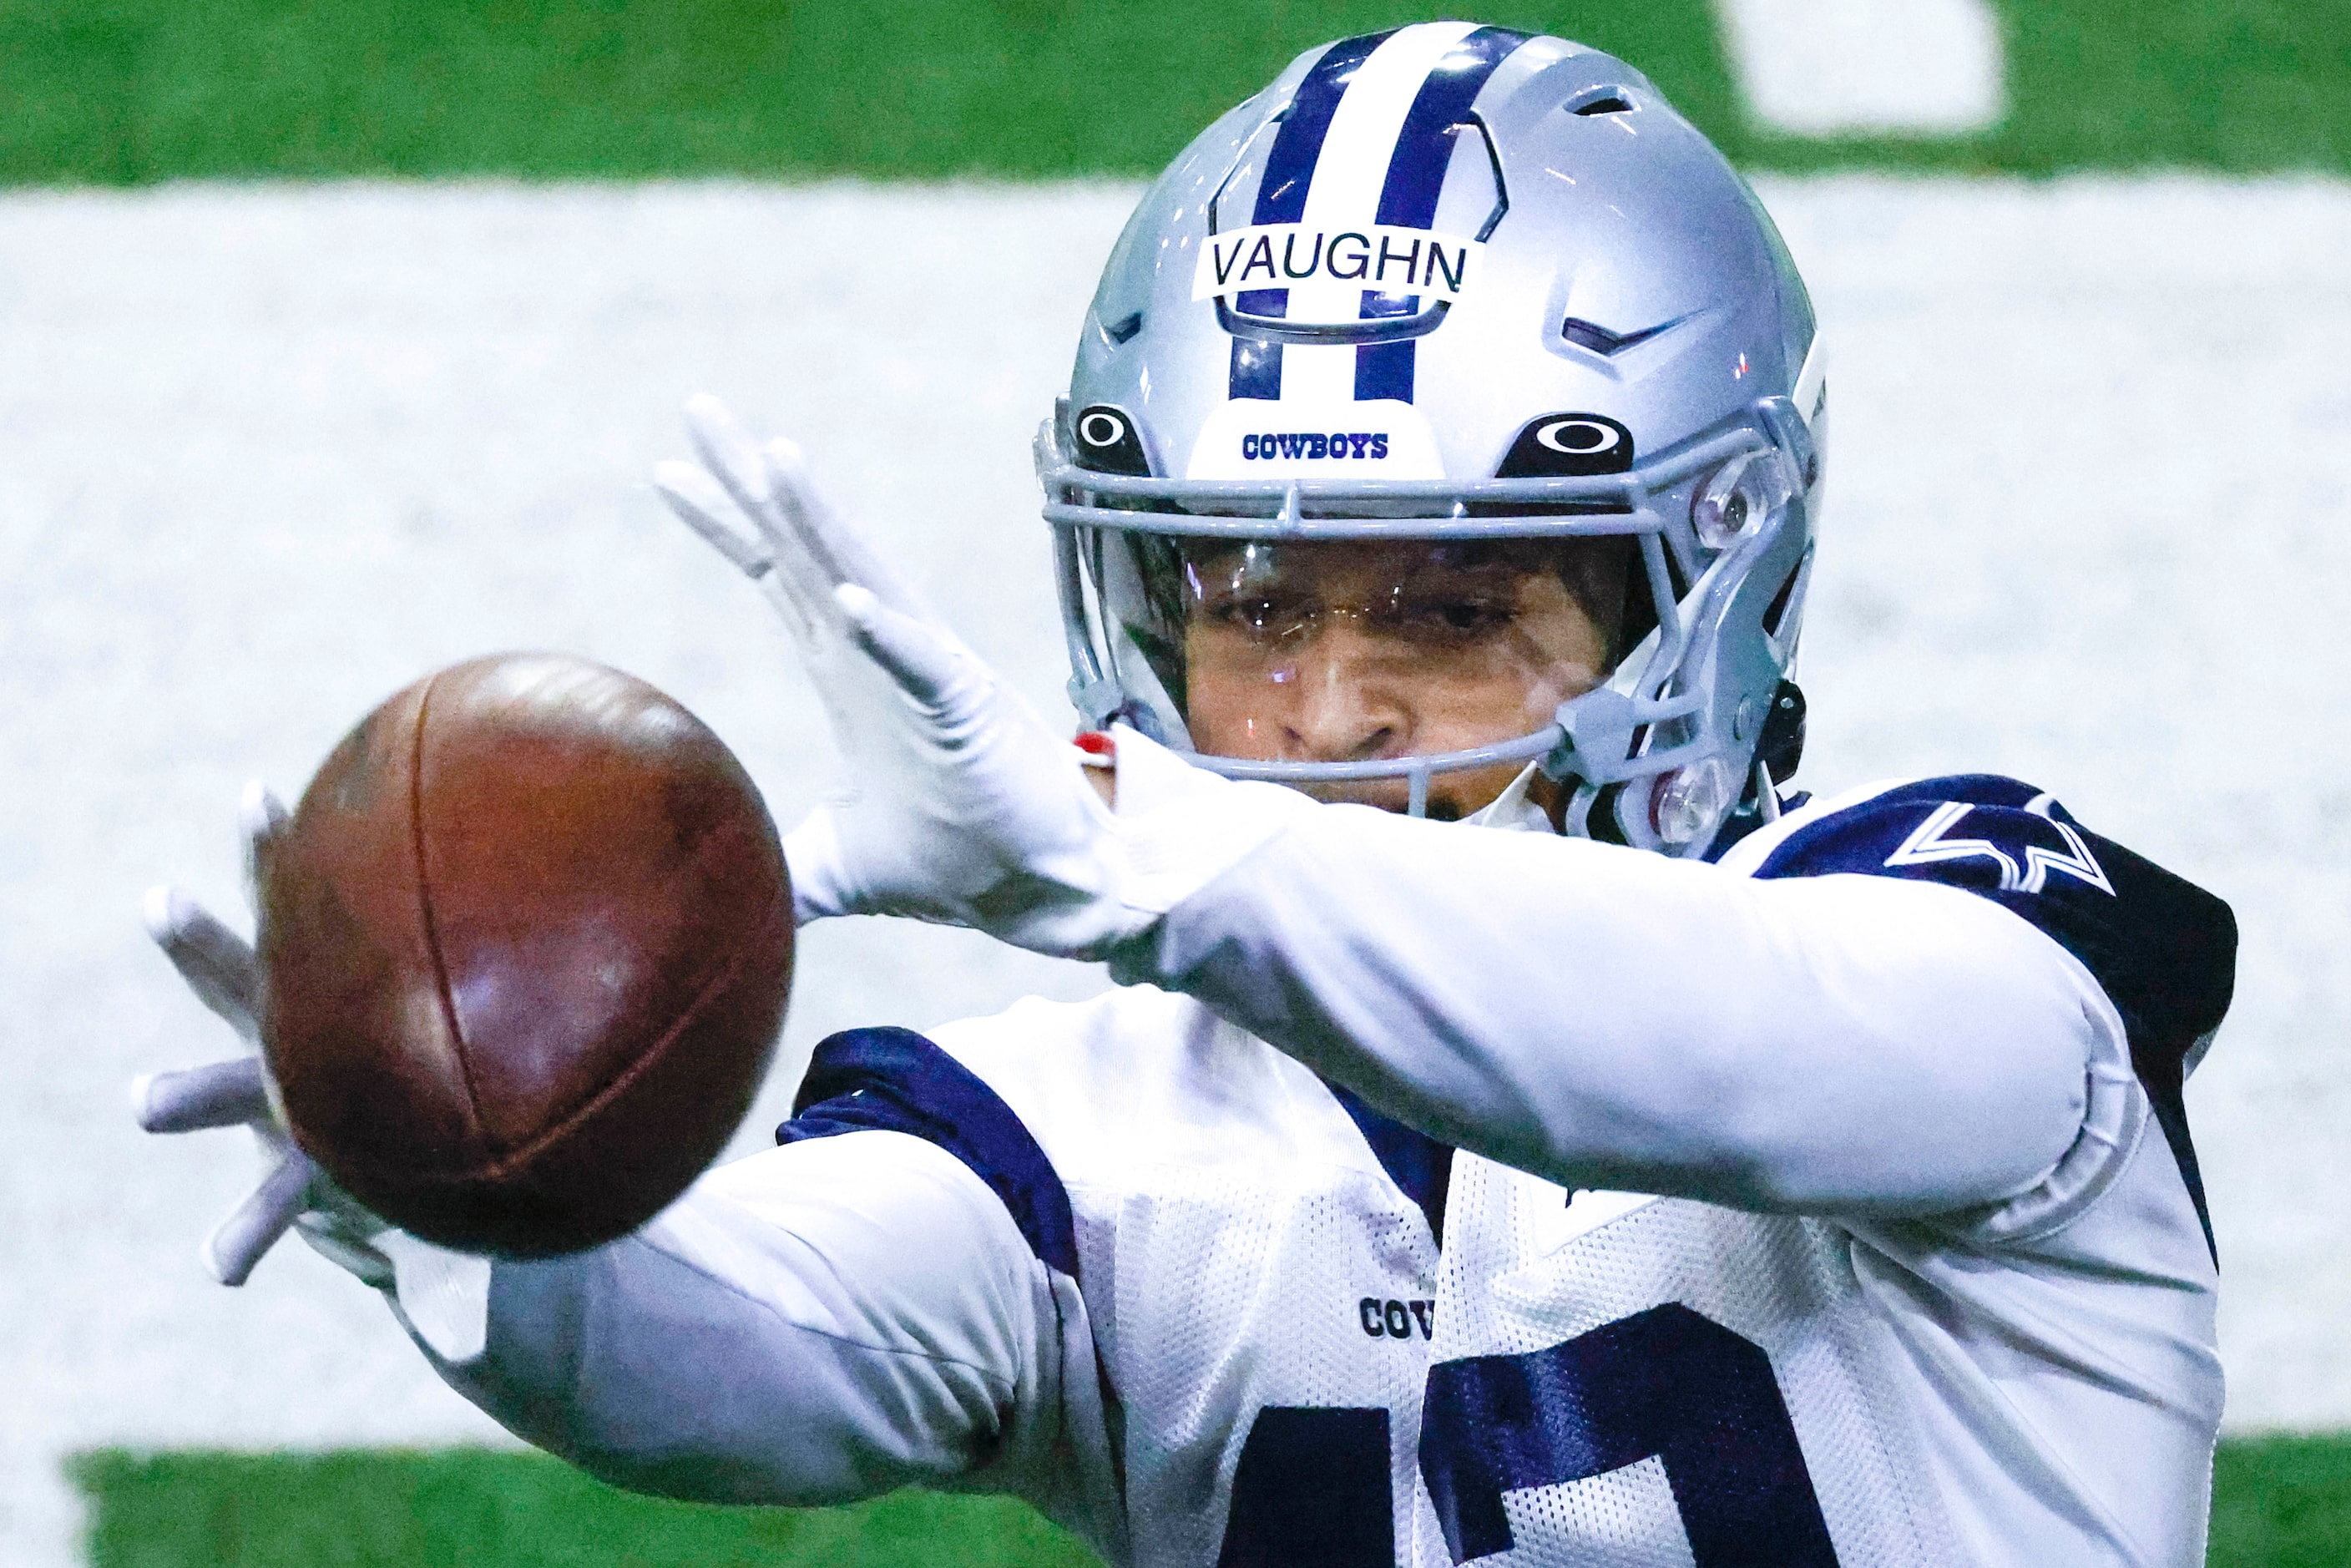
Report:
654,396,1314,959
135,783,491,1359
134,782,394,1287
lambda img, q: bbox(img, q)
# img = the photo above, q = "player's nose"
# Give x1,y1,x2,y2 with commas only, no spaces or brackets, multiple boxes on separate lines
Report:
1278,622,1412,763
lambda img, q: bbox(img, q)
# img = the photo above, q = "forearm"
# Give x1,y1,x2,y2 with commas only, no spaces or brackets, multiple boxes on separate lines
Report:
1113,807,2099,1215
406,1132,1060,1506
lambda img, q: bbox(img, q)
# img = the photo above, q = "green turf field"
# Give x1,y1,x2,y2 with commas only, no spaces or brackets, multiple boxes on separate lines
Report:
2211,1438,2351,1568
2,0,2344,184
71,1439,2351,1566
71,1451,1104,1568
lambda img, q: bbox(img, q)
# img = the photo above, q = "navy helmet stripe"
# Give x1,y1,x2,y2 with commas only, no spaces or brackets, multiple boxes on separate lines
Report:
1373,25,1525,230
1254,29,1393,226
1354,25,1527,403
1354,338,1414,402
1227,29,1394,402
1228,331,1283,400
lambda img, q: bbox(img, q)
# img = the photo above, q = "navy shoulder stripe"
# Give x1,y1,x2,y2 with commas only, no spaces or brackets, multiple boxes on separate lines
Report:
1757,776,2237,1260
778,1026,1078,1279
1325,1079,1454,1241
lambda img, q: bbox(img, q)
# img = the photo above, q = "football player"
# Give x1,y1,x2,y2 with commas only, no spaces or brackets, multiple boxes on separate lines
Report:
139,23,2234,1565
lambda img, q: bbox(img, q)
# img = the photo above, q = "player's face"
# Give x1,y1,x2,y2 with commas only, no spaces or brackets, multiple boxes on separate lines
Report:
1180,539,1624,819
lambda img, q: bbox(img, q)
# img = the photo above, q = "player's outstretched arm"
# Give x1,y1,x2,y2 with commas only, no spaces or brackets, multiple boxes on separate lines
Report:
133,791,1113,1540
1110,801,2114,1221
420,1132,1093,1515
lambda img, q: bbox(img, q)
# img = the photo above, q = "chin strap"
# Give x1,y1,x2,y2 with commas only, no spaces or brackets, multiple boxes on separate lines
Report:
1464,764,1552,834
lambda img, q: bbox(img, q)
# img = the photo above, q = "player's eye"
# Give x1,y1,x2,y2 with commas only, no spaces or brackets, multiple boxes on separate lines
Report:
1386,594,1515,641
1438,599,1506,630
1206,595,1317,639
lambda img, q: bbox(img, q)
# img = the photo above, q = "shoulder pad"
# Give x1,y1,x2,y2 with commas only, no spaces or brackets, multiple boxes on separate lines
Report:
1753,775,2235,1259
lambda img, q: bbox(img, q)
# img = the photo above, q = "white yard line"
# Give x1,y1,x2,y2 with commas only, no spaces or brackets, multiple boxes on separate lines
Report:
1,175,2345,1565
1714,0,2008,135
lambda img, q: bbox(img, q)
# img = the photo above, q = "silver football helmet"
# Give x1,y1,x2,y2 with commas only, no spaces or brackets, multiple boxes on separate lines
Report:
1038,22,1825,854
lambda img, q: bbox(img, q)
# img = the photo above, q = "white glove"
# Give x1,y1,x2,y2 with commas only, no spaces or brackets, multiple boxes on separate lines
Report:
135,784,491,1360
654,396,1314,959
134,782,392,1287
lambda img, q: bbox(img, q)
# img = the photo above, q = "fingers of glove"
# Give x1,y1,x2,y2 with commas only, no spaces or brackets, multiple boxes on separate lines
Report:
133,1056,270,1134
240,781,288,913
144,885,259,1040
653,461,776,582
836,584,978,712
205,1146,317,1287
675,397,868,650
734,436,889,655
756,438,931,625
653,459,833,651
682,393,781,527
293,1214,397,1292
680,393,937,631
292,1172,399,1290
680,393,858,627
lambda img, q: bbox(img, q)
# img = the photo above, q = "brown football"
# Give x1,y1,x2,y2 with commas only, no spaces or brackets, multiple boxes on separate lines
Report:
258,653,793,1257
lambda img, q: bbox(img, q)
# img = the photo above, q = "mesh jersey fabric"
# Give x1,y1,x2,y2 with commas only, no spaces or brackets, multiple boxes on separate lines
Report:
842,774,2230,1566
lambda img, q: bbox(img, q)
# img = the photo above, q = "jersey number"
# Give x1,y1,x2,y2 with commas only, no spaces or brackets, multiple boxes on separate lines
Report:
1220,1304,1837,1566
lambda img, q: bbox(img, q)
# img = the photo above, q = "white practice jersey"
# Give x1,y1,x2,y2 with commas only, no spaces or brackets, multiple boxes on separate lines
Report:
411,773,2232,1568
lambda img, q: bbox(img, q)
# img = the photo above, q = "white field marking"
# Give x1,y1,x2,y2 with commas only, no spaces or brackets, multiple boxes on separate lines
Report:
1712,0,2006,136
3,175,2351,1566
